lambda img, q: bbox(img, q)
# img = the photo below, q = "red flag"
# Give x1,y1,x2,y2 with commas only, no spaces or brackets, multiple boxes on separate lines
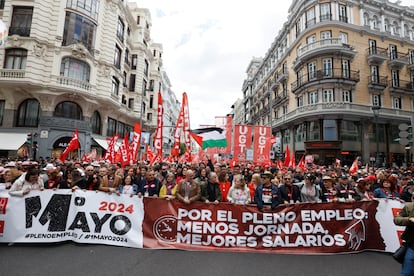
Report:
120,134,130,167
82,153,88,163
284,144,290,168
182,93,191,154
59,129,80,162
104,134,119,163
270,136,277,145
289,151,296,169
276,159,283,170
298,155,306,171
154,92,163,158
171,99,184,156
234,125,253,162
86,148,97,161
349,158,359,174
253,126,271,164
335,158,341,167
190,131,203,147
129,123,141,162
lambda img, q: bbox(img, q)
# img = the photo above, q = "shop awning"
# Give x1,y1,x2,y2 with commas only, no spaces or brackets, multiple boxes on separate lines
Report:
92,137,108,150
0,133,28,150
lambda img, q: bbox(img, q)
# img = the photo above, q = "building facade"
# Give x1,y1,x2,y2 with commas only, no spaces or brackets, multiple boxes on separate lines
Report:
0,0,174,160
242,0,414,167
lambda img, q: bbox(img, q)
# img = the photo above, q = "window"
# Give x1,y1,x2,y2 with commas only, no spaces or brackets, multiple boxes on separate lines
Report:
308,61,317,80
144,59,149,76
309,91,318,104
363,13,370,26
393,97,402,109
307,34,316,49
320,31,331,45
17,99,40,127
322,58,333,76
342,60,350,78
295,18,302,37
339,32,348,44
369,39,377,55
124,48,130,66
111,77,119,95
372,94,382,107
320,3,331,21
4,48,27,69
149,95,154,108
128,98,134,109
114,44,121,69
136,16,140,25
340,121,359,141
129,74,136,92
63,12,96,51
342,90,352,102
54,101,82,120
306,7,316,27
295,123,306,142
0,0,4,9
91,111,101,134
60,57,90,81
0,100,5,126
66,0,99,20
370,65,379,83
338,5,347,23
372,16,379,29
409,50,414,64
390,44,398,60
9,7,33,37
131,54,137,69
121,95,126,105
107,117,116,137
323,120,337,140
116,17,125,42
297,95,304,107
391,70,400,87
283,105,288,115
308,121,320,141
283,129,290,144
147,113,152,121
323,89,334,102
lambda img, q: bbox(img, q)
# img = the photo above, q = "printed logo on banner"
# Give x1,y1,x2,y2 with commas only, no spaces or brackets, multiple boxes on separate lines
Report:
0,198,8,214
0,220,4,234
344,220,366,250
153,215,177,243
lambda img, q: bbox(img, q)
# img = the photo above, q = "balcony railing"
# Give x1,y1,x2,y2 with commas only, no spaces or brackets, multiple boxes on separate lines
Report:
389,79,414,92
291,69,359,92
367,46,388,57
297,38,348,58
368,75,388,87
0,69,25,79
56,76,91,92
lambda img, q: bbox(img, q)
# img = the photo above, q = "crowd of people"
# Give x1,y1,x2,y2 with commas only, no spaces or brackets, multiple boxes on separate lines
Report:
0,157,413,209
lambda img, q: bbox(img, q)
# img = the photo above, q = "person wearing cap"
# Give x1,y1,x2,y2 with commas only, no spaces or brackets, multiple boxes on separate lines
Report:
334,174,361,202
355,178,374,201
9,168,44,197
400,180,414,202
320,175,338,203
70,168,87,191
254,171,282,211
279,172,301,205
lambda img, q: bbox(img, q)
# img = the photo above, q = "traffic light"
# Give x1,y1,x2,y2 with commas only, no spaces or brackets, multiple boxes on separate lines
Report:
26,133,33,145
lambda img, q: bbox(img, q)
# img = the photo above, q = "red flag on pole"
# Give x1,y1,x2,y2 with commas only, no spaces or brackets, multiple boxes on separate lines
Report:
59,129,80,162
283,145,290,168
289,151,296,169
129,123,141,163
171,99,184,157
349,158,359,174
104,134,119,163
154,92,163,158
120,134,130,168
297,155,306,171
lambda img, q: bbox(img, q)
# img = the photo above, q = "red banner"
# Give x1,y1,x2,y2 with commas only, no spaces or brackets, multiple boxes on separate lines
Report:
142,199,387,254
129,123,141,162
154,92,163,158
253,126,271,164
234,125,253,162
171,100,184,157
59,129,80,162
182,92,191,156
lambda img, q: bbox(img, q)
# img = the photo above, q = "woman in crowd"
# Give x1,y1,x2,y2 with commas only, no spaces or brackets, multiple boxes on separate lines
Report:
9,168,44,197
2,168,21,190
248,173,261,203
227,174,250,205
117,175,138,197
374,176,401,200
197,167,208,187
159,173,177,200
355,178,374,201
299,173,322,203
218,171,231,202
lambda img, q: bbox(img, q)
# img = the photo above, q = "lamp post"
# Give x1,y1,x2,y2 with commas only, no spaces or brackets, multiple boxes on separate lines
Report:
372,106,381,168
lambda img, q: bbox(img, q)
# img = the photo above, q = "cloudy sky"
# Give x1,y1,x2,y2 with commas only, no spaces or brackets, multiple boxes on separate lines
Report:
135,0,412,129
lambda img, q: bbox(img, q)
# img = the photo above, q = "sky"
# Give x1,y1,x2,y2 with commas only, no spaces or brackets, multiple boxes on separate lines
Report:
134,0,413,129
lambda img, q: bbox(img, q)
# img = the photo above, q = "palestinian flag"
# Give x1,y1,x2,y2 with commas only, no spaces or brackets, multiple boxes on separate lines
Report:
190,127,228,149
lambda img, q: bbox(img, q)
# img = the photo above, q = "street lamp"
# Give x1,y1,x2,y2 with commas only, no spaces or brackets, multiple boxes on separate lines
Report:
372,106,381,167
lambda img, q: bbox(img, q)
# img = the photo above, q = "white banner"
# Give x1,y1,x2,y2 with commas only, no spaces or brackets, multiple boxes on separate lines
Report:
0,190,144,248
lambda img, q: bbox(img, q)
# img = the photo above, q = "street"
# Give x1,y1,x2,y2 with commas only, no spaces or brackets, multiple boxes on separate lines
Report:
0,242,401,276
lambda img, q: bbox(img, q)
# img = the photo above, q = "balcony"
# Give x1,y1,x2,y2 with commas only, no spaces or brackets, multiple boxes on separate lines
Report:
368,75,387,91
293,38,355,70
272,95,288,108
291,69,360,93
0,69,25,79
366,47,388,65
388,52,409,69
55,76,91,93
389,79,414,94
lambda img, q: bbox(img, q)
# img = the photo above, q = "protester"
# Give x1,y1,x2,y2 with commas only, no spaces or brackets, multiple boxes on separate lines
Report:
200,172,222,204
247,173,261,203
320,175,338,202
355,178,374,201
175,169,200,204
334,174,361,202
9,168,44,197
299,173,323,203
44,166,64,189
2,168,21,190
117,175,138,197
374,176,401,200
393,201,414,276
218,171,231,202
70,168,87,190
254,171,282,211
159,173,177,200
227,174,250,204
400,181,414,202
279,172,301,204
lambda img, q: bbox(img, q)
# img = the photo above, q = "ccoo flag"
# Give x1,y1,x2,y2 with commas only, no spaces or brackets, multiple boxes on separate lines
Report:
190,127,227,149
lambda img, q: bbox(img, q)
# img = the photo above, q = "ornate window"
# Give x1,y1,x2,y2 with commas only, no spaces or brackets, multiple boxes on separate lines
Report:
91,111,101,134
54,101,82,120
63,11,96,51
60,57,90,81
4,48,27,69
17,99,40,127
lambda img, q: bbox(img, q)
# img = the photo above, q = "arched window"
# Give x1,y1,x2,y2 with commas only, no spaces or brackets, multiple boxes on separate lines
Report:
91,111,101,134
363,13,370,26
16,99,40,127
60,57,90,82
54,101,82,120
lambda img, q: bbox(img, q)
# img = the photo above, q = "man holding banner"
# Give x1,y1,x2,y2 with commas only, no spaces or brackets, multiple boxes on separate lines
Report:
254,171,282,211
